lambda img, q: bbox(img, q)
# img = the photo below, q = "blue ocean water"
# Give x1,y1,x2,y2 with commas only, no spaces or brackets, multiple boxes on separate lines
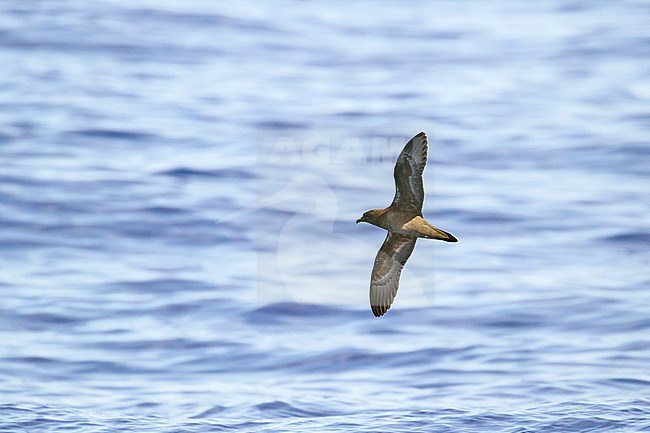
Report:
1,1,649,431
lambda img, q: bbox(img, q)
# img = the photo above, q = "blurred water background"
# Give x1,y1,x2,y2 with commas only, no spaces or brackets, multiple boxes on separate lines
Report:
1,1,649,431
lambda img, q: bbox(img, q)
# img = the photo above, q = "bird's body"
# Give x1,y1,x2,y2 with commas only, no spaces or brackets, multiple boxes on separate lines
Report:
370,211,454,240
356,132,457,317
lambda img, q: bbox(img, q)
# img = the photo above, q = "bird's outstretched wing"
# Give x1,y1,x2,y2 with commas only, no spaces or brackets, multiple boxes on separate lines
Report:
370,233,417,317
391,131,428,214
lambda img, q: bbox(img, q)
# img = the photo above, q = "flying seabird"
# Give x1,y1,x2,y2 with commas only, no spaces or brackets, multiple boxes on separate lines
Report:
356,132,457,317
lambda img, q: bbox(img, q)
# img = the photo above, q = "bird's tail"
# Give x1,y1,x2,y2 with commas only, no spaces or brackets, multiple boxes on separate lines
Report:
420,220,458,242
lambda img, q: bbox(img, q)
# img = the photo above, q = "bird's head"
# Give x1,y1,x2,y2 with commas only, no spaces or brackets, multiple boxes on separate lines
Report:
356,209,383,224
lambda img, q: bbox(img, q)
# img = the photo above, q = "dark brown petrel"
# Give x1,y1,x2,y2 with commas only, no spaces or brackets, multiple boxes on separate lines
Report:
356,132,457,317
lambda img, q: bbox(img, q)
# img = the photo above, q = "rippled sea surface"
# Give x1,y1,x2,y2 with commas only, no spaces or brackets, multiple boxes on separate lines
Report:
1,1,649,431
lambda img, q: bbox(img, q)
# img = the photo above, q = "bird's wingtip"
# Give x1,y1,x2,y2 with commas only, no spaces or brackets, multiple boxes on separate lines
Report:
371,305,388,317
